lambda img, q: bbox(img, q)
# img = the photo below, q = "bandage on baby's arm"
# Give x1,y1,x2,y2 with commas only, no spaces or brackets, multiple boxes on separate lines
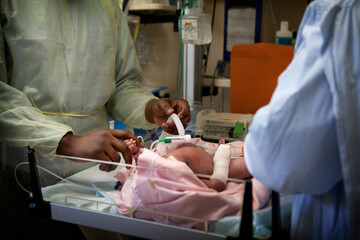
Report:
211,144,231,185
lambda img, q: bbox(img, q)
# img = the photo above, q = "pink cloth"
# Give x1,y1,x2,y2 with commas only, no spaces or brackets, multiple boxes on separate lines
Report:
115,147,270,228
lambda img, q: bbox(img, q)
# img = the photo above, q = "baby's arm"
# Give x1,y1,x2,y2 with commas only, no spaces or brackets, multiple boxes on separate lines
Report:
209,144,231,192
218,139,252,179
201,178,226,192
229,157,252,179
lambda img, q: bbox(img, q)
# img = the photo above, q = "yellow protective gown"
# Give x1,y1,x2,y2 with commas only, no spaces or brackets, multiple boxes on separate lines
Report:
0,0,157,180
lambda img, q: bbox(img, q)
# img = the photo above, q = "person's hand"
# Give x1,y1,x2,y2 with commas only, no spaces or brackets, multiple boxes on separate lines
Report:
145,98,191,134
56,129,144,172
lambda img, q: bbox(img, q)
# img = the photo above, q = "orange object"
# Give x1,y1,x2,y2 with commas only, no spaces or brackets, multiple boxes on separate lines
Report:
230,43,294,114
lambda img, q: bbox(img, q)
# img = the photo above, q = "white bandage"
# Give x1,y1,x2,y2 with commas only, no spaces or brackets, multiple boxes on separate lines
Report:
211,144,231,184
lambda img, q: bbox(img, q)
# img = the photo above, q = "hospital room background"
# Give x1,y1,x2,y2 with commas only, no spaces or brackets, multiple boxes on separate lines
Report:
126,0,307,113
5,0,315,239
112,0,309,147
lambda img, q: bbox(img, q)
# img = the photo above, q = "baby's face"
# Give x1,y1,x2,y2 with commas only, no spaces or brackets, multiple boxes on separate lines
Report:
163,143,214,175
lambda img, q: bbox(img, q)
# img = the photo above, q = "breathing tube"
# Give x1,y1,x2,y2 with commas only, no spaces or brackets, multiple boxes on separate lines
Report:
150,113,191,150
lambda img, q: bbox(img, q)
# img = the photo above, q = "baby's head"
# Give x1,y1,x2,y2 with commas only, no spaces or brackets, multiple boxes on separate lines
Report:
163,143,214,175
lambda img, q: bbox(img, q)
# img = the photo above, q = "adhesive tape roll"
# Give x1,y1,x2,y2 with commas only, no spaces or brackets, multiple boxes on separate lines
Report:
167,113,185,136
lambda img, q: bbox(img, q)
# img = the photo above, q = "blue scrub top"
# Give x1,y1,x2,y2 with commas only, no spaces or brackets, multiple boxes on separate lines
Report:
244,0,360,239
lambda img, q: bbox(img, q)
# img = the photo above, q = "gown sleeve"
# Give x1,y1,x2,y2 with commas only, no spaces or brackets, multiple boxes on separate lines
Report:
106,2,158,130
244,2,344,195
0,23,73,155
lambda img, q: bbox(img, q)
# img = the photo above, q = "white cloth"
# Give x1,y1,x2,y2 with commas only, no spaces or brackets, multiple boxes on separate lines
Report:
244,0,360,239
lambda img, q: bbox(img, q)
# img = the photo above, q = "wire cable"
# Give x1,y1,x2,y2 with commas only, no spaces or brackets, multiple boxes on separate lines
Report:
14,162,95,195
14,141,248,194
53,154,246,184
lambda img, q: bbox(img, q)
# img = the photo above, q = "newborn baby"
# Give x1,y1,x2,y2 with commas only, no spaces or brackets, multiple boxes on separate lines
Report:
124,138,251,192
115,138,270,227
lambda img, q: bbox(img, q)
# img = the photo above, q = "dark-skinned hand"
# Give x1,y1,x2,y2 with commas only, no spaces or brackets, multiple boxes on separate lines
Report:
145,98,191,134
56,129,144,172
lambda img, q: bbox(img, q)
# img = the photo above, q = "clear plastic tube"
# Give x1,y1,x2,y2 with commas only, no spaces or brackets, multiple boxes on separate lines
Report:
162,135,191,142
167,113,186,136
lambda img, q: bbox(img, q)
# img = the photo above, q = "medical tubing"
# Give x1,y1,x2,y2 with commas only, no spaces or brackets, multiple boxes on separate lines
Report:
14,162,32,194
177,1,195,98
159,138,172,143
53,154,246,184
151,136,191,150
137,135,144,143
165,135,191,142
168,113,186,136
14,162,95,195
150,140,160,150
211,144,231,184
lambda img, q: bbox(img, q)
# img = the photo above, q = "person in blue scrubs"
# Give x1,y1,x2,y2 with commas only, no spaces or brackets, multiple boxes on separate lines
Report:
244,0,360,239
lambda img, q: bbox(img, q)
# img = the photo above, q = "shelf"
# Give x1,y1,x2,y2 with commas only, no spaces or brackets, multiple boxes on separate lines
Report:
202,77,230,88
130,4,176,16
128,3,179,30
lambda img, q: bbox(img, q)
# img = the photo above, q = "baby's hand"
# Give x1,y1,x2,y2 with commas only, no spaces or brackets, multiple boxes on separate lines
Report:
218,139,225,145
124,139,140,155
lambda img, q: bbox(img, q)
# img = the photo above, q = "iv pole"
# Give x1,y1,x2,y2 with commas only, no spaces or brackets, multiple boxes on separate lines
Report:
181,0,206,108
183,43,203,106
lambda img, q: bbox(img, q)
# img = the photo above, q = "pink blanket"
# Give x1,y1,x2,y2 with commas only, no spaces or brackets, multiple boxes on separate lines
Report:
115,147,270,228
